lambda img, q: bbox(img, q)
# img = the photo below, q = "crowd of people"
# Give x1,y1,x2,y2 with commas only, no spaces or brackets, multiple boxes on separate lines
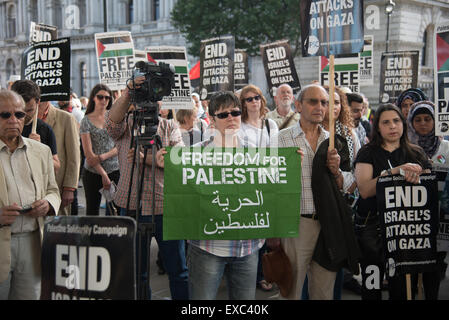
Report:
0,76,447,301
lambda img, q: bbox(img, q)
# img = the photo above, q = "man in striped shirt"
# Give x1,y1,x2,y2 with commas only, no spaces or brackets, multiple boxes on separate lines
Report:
268,84,344,300
105,87,188,300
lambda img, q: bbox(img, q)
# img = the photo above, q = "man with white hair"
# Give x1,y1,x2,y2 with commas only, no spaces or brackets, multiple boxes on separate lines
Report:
0,90,60,299
266,84,300,130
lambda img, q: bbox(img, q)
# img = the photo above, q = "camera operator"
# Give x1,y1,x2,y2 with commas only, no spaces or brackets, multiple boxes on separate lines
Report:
105,79,188,300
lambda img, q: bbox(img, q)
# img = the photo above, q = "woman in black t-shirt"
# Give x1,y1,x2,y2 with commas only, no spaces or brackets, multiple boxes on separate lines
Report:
354,103,430,300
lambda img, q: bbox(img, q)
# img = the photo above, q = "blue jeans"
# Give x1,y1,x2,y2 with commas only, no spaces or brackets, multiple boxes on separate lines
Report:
120,209,189,300
187,244,258,300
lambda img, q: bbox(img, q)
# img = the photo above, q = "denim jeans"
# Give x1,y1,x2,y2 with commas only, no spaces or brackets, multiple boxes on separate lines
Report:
187,244,258,300
120,209,189,300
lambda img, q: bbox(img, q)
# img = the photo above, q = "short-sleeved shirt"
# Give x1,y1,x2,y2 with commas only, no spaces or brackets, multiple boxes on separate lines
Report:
80,115,119,174
105,112,183,215
354,144,431,218
22,119,57,155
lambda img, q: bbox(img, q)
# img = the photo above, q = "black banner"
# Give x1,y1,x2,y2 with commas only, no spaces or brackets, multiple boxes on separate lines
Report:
377,174,439,277
234,49,249,90
379,51,419,104
299,0,364,57
41,216,136,300
260,40,301,97
199,35,235,100
21,38,71,102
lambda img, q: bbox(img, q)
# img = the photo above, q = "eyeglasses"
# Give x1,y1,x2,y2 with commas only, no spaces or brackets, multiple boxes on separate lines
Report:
215,110,242,119
0,111,26,120
244,95,261,103
303,98,329,107
96,94,111,101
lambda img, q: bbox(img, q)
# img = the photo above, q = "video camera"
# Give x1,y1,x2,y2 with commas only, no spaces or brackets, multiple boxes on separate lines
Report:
128,61,175,138
130,61,175,104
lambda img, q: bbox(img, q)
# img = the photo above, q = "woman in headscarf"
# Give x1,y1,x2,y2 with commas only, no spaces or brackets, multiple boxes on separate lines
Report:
407,100,449,299
396,88,428,142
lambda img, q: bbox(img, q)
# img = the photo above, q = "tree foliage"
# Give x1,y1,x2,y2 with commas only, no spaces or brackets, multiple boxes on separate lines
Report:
171,0,302,57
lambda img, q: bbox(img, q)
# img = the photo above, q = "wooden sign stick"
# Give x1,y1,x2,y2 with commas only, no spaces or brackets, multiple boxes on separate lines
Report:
406,273,412,300
31,109,38,134
329,54,335,150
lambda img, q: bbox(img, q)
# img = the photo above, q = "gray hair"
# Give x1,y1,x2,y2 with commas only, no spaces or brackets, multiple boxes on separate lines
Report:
0,89,25,109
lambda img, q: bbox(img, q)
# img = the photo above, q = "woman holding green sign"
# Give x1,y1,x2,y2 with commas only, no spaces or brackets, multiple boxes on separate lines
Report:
186,91,265,300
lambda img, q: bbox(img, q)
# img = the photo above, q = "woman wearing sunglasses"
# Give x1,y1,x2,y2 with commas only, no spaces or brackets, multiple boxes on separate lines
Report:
80,84,119,216
238,84,278,148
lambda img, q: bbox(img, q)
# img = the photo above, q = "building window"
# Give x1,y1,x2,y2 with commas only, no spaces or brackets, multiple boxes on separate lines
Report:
421,25,434,67
30,0,38,22
152,0,160,21
6,3,17,38
6,59,16,82
78,0,87,27
80,62,87,96
127,0,134,24
53,0,63,29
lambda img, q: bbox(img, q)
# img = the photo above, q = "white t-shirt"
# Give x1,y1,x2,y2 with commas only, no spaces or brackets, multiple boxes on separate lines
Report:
238,118,278,147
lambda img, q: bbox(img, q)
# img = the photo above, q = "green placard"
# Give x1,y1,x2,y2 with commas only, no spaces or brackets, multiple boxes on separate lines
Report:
163,147,301,240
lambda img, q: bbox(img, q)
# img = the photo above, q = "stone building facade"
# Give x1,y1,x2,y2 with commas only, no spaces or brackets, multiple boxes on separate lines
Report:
0,0,448,108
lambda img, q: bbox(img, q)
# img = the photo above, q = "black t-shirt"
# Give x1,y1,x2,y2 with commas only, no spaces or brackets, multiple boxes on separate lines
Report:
354,143,431,218
22,119,58,155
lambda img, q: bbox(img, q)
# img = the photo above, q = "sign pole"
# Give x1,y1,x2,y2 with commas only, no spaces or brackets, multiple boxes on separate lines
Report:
31,109,38,134
329,54,335,150
406,273,412,300
417,273,423,300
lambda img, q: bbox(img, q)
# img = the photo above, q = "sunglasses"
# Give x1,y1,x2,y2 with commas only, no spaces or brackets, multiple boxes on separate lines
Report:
215,110,242,119
96,94,112,101
0,111,26,120
244,95,261,103
303,98,329,107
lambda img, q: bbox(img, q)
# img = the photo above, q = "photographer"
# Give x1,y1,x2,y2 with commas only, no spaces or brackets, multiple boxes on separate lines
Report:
105,80,188,300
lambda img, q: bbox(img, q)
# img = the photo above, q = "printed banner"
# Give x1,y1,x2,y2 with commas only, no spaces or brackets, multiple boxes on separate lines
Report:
379,51,419,104
234,49,249,90
319,53,359,92
29,22,57,45
95,31,134,91
41,216,136,300
299,0,364,57
21,38,71,102
434,21,449,136
163,147,301,240
377,174,439,277
359,35,374,86
260,40,301,97
146,46,193,109
199,35,235,100
435,162,449,251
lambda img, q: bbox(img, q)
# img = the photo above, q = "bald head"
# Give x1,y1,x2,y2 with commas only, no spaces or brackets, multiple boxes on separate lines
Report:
0,89,25,110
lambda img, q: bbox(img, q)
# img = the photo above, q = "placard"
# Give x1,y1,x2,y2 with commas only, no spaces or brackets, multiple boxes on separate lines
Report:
434,21,449,136
41,216,136,300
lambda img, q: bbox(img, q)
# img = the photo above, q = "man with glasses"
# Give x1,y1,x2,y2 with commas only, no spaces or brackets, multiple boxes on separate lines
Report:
38,92,80,216
10,80,60,173
269,84,350,300
266,84,300,129
0,90,60,300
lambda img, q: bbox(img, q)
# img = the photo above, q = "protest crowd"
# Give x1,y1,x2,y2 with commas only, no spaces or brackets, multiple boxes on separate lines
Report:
1,3,449,303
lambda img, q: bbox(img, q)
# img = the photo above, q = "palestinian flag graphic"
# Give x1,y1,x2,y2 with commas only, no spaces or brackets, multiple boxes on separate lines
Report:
436,30,449,72
94,31,134,90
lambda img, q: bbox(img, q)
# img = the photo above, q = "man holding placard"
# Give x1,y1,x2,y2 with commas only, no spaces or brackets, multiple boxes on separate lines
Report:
268,84,351,300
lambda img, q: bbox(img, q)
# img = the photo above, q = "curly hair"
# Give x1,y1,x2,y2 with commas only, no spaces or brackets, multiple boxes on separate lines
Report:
323,85,354,132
